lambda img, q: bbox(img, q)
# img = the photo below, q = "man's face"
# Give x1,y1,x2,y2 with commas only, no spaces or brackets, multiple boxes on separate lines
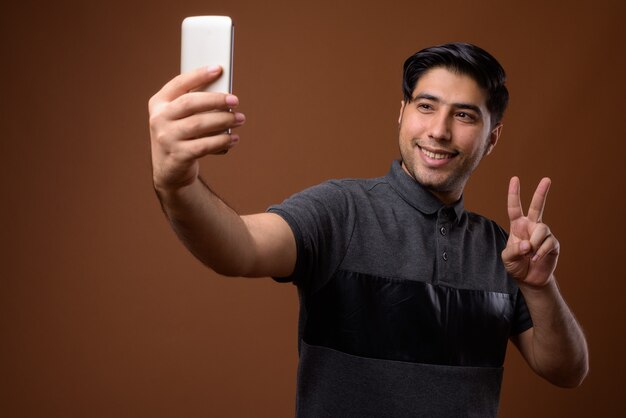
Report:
398,67,502,204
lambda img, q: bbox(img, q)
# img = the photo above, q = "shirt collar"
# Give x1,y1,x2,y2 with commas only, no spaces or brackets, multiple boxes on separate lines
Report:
386,160,465,220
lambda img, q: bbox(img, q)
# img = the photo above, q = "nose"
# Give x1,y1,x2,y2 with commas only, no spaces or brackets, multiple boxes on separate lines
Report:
428,111,451,141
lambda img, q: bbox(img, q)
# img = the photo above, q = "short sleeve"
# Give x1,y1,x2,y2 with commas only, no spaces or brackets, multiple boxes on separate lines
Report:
267,181,356,292
510,289,533,336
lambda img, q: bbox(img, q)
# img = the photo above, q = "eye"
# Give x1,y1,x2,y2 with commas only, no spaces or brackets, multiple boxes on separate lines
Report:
416,102,434,112
455,111,477,122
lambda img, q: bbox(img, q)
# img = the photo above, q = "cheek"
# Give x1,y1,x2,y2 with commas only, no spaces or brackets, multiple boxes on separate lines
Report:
399,117,424,139
398,125,415,150
456,128,491,154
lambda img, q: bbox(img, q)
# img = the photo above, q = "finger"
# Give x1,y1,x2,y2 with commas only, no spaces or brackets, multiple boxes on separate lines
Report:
167,92,240,120
531,234,560,262
501,237,531,263
171,133,238,162
156,66,223,103
528,223,552,254
173,111,245,140
507,176,524,222
185,133,240,157
527,177,551,223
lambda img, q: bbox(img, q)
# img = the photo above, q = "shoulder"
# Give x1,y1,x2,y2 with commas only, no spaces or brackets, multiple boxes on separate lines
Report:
327,174,389,191
289,174,390,202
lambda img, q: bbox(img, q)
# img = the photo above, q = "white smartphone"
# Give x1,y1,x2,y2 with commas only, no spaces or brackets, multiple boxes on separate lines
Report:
181,16,234,93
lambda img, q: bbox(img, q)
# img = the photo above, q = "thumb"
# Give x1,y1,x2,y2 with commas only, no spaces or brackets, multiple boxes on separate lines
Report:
502,240,532,263
501,240,533,280
158,66,223,102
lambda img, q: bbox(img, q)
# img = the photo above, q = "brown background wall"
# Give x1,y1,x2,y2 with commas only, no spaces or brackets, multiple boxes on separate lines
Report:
1,0,624,416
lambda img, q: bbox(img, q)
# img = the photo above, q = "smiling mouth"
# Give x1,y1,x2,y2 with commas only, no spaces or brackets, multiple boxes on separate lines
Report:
419,146,456,160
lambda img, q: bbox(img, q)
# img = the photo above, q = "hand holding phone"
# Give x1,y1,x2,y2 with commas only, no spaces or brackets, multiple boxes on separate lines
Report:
181,16,234,93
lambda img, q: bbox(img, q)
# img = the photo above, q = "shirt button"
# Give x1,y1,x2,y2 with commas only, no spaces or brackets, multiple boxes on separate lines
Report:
442,251,448,261
440,226,447,236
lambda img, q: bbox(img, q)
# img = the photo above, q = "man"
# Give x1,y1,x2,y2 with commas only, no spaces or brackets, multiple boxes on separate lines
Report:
148,43,588,417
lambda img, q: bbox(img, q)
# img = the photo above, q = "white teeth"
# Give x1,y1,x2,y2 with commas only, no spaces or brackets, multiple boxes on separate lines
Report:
422,148,452,160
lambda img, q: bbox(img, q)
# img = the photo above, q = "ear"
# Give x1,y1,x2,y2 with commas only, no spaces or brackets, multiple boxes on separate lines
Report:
398,100,406,124
484,123,503,156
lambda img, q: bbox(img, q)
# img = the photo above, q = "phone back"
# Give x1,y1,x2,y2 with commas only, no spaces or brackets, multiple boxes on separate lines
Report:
181,16,234,93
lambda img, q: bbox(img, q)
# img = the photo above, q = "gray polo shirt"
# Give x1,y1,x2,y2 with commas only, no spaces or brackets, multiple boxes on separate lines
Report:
269,160,532,418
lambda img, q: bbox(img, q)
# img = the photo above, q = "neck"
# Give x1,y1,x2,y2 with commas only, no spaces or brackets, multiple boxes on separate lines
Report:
400,161,462,205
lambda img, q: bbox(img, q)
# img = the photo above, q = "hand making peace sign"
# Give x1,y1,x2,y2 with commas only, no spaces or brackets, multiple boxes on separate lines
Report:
501,177,560,288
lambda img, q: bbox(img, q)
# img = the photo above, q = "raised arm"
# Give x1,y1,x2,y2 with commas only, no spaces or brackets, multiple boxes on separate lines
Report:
148,66,296,278
501,177,589,387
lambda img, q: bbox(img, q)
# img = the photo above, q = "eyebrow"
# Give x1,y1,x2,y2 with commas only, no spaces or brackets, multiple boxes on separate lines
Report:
412,93,483,116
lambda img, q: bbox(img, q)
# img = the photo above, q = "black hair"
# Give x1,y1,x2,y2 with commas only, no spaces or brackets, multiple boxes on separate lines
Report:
402,43,509,126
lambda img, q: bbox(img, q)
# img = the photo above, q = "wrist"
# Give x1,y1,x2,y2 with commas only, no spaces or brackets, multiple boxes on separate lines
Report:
517,274,557,294
153,171,200,196
153,176,206,214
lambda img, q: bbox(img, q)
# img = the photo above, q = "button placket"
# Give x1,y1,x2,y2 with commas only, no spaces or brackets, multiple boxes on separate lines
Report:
439,222,449,262
435,208,453,284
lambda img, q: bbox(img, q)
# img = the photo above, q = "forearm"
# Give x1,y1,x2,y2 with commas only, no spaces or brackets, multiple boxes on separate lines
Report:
155,177,257,277
518,277,589,387
148,70,296,278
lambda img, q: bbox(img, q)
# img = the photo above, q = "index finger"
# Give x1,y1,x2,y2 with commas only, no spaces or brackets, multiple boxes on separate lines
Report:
157,66,223,102
507,176,524,222
527,177,551,222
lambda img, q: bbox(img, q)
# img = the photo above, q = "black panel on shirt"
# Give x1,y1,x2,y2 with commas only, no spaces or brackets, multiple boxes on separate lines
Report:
303,270,524,368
